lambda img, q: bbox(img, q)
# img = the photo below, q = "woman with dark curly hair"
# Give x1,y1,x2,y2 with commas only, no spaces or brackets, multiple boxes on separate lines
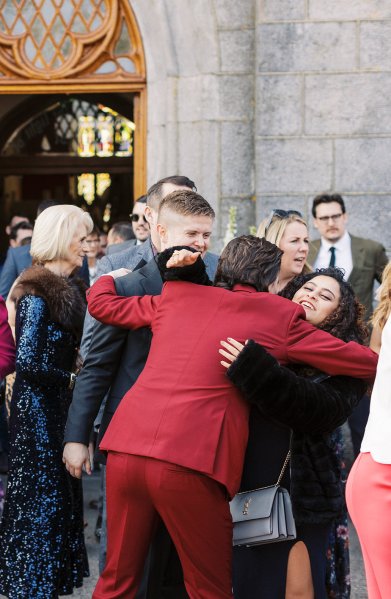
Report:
220,268,368,599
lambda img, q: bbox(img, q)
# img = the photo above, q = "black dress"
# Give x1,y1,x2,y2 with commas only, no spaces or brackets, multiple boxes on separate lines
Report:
227,341,365,599
0,268,89,598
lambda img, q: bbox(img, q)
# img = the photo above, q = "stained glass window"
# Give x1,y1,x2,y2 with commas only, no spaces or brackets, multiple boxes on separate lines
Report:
3,99,135,158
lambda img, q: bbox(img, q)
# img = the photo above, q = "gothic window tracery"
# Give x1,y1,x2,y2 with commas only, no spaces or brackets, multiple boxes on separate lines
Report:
0,0,145,84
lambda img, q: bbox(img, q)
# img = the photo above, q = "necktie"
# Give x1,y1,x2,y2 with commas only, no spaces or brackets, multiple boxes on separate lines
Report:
329,246,336,268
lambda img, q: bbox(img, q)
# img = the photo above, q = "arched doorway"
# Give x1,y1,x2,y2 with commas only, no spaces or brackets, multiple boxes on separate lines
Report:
0,0,146,243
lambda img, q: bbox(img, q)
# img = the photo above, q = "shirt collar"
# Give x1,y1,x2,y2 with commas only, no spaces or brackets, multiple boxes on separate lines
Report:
321,230,350,251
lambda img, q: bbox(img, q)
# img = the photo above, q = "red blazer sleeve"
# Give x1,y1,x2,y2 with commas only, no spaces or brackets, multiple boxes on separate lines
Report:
286,306,378,382
87,275,160,329
0,296,15,378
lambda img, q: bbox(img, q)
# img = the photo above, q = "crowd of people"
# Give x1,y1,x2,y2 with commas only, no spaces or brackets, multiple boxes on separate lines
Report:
0,178,389,599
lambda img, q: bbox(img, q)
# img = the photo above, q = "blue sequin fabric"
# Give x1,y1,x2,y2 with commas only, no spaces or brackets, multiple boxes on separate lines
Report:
0,294,89,598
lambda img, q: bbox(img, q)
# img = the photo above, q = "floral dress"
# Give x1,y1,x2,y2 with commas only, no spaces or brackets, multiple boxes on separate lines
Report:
326,426,350,598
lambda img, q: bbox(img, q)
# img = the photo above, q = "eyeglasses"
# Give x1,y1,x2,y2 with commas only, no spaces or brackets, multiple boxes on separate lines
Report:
316,213,343,223
85,238,100,245
264,209,303,233
130,213,148,223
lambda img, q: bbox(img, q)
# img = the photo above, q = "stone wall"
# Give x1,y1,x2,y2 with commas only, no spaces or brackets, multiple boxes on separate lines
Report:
132,0,391,250
130,0,256,249
256,1,391,248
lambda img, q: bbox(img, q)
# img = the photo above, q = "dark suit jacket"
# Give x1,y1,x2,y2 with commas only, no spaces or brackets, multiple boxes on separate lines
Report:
308,234,388,319
0,244,90,299
64,258,162,460
88,278,378,497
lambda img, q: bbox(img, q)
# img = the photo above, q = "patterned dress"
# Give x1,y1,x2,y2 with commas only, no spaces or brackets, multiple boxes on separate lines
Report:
0,293,89,598
326,426,351,598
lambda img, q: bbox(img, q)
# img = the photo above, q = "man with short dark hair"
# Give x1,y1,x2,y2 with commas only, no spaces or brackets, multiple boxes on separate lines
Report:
106,195,148,256
130,194,149,243
5,214,30,238
9,221,33,248
309,192,388,455
106,222,135,251
309,193,388,321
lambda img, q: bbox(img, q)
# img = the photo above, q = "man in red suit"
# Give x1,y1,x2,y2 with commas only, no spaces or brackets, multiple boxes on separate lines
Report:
87,233,378,599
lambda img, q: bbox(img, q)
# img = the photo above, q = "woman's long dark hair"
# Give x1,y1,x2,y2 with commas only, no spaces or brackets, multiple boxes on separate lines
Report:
280,267,368,344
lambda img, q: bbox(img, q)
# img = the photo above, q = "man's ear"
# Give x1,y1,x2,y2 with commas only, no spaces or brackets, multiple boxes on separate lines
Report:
144,205,154,225
313,218,319,232
156,223,166,243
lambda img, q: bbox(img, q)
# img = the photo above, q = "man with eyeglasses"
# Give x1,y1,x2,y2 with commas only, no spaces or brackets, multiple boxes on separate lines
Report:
309,193,388,457
309,193,388,321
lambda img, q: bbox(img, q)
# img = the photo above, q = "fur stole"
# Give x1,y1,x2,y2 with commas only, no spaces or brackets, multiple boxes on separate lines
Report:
10,266,87,342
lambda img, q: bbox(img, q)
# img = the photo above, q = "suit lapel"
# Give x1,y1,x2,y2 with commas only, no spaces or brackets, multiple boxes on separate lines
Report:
138,258,163,295
308,239,320,267
348,235,365,283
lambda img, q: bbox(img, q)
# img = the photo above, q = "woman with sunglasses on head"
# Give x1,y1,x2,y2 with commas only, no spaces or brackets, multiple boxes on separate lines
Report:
219,267,367,599
257,210,311,292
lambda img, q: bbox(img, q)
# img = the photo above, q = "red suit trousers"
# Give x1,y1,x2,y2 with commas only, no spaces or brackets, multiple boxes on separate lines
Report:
92,452,234,599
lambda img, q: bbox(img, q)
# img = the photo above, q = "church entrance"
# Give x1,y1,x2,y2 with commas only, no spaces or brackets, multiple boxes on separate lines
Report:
0,1,146,250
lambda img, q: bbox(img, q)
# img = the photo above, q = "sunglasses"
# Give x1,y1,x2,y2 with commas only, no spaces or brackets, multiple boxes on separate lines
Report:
264,209,303,233
130,213,148,223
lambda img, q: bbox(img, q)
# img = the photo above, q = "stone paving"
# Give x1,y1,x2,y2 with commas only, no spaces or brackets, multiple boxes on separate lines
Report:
1,457,369,598
72,463,369,598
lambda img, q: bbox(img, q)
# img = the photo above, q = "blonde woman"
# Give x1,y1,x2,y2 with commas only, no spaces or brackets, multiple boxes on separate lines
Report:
369,262,391,354
257,209,311,292
0,205,93,599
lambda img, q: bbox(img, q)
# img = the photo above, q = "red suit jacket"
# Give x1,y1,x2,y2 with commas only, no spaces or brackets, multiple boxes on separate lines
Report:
88,277,377,498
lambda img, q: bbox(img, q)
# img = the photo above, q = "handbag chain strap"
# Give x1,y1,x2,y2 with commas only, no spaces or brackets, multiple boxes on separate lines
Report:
235,432,292,496
275,430,293,486
275,447,291,486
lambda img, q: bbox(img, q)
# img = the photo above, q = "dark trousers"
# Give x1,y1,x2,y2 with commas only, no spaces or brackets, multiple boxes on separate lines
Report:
93,453,233,599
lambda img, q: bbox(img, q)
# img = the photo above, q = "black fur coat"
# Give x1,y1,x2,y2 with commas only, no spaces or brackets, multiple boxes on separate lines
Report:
227,340,366,525
10,266,87,343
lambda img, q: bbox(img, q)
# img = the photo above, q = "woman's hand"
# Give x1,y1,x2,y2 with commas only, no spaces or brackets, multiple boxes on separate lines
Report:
107,268,131,280
219,338,246,369
166,249,201,269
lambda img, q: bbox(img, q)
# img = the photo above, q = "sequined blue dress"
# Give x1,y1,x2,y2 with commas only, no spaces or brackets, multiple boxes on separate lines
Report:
0,293,89,598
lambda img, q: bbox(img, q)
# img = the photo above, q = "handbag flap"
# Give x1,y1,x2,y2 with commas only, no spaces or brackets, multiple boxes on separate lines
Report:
230,486,278,524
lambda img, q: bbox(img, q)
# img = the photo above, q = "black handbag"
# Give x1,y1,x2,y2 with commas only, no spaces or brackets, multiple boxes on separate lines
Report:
230,441,296,547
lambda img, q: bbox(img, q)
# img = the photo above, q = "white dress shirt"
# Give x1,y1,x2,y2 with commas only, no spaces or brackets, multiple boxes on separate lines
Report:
361,314,391,462
313,231,353,281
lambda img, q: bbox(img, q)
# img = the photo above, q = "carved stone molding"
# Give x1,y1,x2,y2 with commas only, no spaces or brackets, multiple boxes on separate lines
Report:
0,0,145,85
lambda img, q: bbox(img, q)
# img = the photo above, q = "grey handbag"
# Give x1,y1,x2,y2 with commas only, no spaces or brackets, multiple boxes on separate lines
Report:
230,444,296,547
